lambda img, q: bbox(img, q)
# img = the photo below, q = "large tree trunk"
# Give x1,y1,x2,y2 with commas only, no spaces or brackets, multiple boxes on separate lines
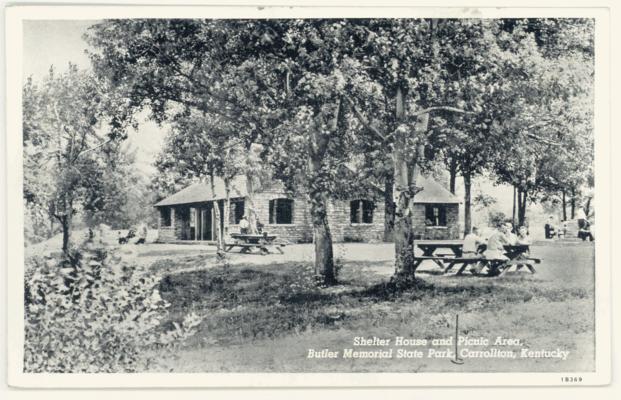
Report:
512,185,517,228
449,157,457,195
393,87,429,277
307,100,340,285
570,187,576,219
383,174,395,242
224,178,231,237
393,145,418,276
562,190,567,221
309,187,335,284
463,170,472,236
209,175,224,252
517,188,528,227
244,169,259,234
59,198,73,253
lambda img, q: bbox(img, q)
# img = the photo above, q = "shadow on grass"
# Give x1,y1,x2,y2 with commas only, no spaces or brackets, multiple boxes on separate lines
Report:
157,260,591,346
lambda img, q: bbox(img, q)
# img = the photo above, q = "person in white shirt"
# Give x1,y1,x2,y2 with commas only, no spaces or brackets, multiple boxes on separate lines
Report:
464,227,485,275
463,227,483,258
576,207,588,234
514,225,531,272
239,215,250,234
516,225,531,245
505,224,518,246
484,223,511,261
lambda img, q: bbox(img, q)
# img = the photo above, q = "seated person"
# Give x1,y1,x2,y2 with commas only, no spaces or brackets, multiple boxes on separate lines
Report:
515,225,531,272
471,223,511,274
256,219,264,234
463,227,484,258
484,223,511,261
516,225,531,245
474,223,512,275
505,225,519,246
578,219,595,242
463,227,484,275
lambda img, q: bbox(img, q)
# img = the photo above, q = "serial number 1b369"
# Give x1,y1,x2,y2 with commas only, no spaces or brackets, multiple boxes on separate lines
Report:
561,377,583,383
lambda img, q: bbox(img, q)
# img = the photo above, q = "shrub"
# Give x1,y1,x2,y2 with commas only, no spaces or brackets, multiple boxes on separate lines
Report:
343,235,364,243
24,246,201,372
487,210,507,228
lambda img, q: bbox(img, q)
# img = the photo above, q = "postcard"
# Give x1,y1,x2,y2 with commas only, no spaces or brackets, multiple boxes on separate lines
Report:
5,2,612,388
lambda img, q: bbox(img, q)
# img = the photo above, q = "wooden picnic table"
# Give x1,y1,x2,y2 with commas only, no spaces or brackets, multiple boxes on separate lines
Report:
225,233,285,255
417,241,464,257
414,242,540,276
495,244,539,275
414,241,463,269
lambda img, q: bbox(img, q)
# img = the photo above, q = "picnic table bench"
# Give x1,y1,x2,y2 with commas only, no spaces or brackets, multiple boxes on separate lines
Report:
414,241,464,269
413,242,541,276
225,233,286,255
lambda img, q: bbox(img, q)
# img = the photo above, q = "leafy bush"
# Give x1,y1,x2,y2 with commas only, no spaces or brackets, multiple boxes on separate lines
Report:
343,234,364,243
487,210,507,228
24,246,201,372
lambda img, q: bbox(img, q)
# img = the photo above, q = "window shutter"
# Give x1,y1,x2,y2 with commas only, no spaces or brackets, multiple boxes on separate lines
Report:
425,205,434,225
278,199,293,224
439,205,447,226
350,200,358,223
269,199,275,224
362,200,374,223
229,203,236,225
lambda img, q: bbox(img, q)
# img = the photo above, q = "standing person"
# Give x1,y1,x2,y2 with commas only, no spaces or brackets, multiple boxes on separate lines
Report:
576,207,587,232
239,215,250,234
135,223,148,244
544,216,556,239
578,218,595,241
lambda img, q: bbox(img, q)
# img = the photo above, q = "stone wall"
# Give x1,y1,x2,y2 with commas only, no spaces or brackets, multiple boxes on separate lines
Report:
412,203,460,240
227,191,314,243
156,206,192,242
157,194,460,243
156,207,176,242
225,192,387,243
327,200,386,243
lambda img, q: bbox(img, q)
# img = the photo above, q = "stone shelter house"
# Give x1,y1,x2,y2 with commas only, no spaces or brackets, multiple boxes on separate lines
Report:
154,175,460,244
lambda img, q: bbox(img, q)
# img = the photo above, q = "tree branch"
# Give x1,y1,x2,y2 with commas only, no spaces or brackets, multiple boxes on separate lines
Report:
524,132,561,147
410,106,472,117
343,95,388,142
74,138,115,159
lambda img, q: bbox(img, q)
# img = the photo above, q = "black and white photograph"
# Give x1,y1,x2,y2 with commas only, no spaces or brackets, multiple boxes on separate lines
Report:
4,3,613,388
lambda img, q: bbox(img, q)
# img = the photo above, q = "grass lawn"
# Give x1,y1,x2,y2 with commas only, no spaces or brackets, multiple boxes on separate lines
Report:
151,242,595,373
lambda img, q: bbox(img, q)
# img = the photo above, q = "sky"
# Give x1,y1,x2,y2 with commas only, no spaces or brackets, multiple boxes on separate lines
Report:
23,20,167,175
